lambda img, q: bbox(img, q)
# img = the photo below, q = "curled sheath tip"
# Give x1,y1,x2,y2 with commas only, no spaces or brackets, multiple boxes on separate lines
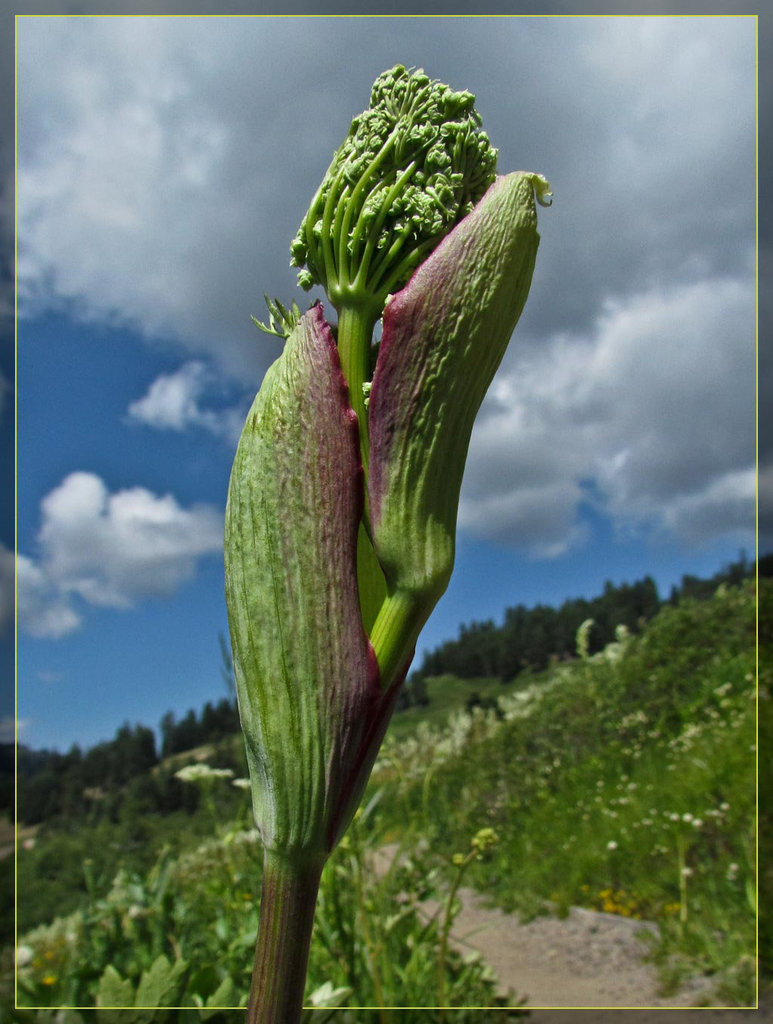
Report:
529,172,553,207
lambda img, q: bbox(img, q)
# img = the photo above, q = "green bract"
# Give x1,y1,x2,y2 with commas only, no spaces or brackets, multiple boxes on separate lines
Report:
290,64,497,316
369,172,549,605
224,305,397,856
366,171,552,686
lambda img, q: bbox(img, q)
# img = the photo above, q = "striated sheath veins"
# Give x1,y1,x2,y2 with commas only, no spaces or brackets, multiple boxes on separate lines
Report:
369,172,545,606
225,303,395,855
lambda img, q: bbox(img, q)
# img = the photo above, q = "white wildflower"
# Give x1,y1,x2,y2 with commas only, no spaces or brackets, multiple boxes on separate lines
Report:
576,618,594,660
15,945,33,968
175,763,234,783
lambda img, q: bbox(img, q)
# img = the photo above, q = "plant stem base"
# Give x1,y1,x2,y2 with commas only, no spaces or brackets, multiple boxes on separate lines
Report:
248,849,324,1024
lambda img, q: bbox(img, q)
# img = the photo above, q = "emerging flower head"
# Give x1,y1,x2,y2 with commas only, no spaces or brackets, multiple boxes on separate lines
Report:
290,64,498,316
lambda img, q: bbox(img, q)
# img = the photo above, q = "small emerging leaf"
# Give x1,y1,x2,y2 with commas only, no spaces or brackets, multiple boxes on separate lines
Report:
251,294,303,340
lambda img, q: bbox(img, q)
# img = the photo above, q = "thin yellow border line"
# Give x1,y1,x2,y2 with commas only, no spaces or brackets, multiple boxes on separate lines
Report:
12,14,761,1015
754,11,760,1014
14,1004,760,1012
16,1005,759,1013
14,11,19,1014
9,10,761,18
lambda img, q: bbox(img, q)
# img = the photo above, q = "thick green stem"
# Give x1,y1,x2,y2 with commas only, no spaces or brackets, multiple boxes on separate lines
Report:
336,304,378,488
247,849,324,1024
369,587,427,690
357,523,387,634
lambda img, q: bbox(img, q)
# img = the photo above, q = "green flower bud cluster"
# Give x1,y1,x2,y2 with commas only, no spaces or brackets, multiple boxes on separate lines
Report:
290,65,498,313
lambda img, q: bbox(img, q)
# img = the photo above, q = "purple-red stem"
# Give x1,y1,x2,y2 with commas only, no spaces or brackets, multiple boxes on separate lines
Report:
247,849,324,1024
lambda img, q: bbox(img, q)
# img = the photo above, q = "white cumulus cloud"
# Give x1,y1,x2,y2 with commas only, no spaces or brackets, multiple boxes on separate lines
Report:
16,472,223,638
16,551,82,639
127,361,246,442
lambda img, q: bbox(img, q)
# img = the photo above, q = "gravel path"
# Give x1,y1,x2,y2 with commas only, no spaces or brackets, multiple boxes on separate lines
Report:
441,885,767,1019
372,845,766,1017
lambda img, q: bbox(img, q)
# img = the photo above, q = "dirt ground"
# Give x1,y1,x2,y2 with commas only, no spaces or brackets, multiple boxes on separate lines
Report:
441,883,768,1020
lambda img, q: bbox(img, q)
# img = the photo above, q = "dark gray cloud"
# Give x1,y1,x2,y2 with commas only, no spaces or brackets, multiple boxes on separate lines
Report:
11,12,760,556
463,276,755,549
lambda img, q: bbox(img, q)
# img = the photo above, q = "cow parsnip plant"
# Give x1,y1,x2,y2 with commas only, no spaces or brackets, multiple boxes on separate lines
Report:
224,64,551,1022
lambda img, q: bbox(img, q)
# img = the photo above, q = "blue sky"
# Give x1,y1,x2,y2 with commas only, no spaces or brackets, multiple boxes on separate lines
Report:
9,14,759,753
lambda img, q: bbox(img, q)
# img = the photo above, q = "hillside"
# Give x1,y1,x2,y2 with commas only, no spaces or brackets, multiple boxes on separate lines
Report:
373,579,764,1004
6,579,765,1016
13,553,763,831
